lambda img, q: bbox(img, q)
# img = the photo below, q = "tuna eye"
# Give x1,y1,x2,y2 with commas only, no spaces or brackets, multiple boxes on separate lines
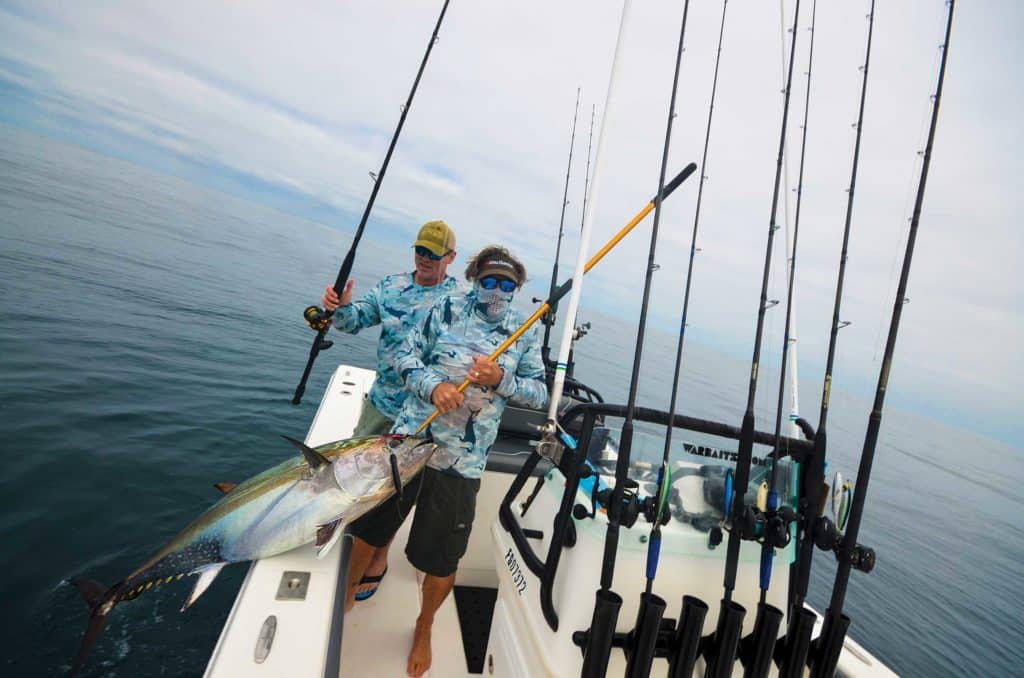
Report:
388,436,404,449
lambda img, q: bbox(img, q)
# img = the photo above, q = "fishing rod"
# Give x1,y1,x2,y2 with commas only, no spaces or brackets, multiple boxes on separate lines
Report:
742,2,818,675
650,0,730,558
781,4,876,674
556,104,599,382
292,0,452,405
652,3,733,676
580,105,596,237
646,0,723,593
707,1,802,676
608,4,693,678
776,1,799,437
812,3,956,675
765,0,818,612
413,163,698,437
562,104,598,380
540,89,582,368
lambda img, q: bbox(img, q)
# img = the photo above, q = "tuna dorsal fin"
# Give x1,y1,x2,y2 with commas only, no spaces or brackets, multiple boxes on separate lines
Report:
280,435,330,470
213,482,237,495
315,518,345,560
181,563,226,612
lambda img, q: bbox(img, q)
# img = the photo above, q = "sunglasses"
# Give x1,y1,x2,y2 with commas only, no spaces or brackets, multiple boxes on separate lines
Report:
414,245,448,261
479,276,517,293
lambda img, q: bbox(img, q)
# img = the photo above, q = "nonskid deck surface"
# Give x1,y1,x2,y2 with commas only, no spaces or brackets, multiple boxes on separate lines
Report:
339,512,469,677
339,462,519,676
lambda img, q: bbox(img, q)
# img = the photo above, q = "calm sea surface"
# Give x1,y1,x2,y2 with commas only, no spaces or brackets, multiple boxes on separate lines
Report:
1,125,1021,677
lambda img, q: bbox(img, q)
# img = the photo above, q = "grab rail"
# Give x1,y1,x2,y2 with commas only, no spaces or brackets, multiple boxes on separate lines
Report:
497,402,816,631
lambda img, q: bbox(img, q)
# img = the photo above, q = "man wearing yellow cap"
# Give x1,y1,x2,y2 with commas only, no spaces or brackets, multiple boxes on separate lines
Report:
320,219,460,599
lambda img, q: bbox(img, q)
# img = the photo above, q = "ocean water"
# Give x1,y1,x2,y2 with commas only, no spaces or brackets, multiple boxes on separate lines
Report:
1,124,1021,677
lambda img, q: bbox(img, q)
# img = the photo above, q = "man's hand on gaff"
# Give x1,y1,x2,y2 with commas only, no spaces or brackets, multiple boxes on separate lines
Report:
431,382,464,413
321,280,355,311
467,356,503,388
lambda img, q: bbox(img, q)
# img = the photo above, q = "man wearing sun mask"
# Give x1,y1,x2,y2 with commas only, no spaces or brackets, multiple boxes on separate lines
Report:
346,245,547,677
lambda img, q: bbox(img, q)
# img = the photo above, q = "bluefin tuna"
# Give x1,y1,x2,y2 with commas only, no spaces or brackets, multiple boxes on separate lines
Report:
68,433,435,675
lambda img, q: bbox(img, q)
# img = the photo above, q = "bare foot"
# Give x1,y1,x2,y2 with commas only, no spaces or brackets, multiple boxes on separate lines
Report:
406,618,432,677
344,577,362,613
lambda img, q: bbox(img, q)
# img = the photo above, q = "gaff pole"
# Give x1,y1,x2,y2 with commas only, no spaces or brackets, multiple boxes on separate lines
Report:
292,0,452,405
413,163,698,436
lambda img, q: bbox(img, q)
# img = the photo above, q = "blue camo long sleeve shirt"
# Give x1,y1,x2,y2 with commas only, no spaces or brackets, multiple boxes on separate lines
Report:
391,290,548,479
332,272,461,420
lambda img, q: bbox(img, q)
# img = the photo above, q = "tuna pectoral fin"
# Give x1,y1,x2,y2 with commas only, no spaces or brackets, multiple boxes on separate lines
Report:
213,482,238,495
281,435,331,470
68,577,120,677
181,563,226,612
315,519,345,560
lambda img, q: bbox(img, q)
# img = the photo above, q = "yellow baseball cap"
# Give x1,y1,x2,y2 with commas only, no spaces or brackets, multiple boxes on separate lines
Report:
413,220,456,256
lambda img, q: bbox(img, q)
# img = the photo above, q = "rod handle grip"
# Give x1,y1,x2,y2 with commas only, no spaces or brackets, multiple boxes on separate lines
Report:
759,545,774,592
654,162,698,203
645,530,662,581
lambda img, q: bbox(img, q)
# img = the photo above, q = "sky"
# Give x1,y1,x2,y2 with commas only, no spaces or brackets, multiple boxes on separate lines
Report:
0,1,1020,446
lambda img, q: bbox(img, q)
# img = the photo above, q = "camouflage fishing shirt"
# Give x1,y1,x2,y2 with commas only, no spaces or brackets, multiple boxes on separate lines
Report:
392,290,549,479
332,272,461,419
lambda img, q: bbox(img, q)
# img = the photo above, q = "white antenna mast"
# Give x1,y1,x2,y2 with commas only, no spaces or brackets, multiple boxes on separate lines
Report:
540,0,633,449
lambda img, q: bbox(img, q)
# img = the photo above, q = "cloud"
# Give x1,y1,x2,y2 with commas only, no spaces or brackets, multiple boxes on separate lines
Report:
0,0,1020,444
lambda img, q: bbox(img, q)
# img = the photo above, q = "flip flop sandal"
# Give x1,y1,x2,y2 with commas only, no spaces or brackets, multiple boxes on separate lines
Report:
354,566,388,601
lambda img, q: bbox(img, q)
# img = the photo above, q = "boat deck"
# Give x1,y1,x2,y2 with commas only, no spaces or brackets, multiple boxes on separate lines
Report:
204,364,897,677
339,513,468,677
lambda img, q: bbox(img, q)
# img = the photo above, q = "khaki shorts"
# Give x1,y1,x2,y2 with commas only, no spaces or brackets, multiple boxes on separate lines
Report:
348,467,481,578
352,397,395,437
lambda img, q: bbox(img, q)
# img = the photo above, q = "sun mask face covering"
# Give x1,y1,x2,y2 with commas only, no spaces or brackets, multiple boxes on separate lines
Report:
474,282,514,322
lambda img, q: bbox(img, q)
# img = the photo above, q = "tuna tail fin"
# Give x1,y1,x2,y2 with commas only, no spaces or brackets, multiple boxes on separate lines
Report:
71,577,106,607
68,577,122,677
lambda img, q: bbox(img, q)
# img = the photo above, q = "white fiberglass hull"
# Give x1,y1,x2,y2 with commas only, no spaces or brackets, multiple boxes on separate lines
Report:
204,364,896,677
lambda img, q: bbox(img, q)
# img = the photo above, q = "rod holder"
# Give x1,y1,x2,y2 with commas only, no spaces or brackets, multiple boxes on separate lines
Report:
625,593,667,678
775,607,816,678
738,603,783,678
703,599,745,678
580,589,623,678
809,610,851,678
669,595,708,678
